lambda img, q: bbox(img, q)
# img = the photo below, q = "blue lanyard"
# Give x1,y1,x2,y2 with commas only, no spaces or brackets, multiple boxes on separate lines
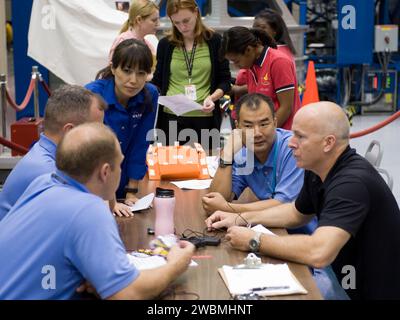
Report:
51,170,89,194
270,139,279,198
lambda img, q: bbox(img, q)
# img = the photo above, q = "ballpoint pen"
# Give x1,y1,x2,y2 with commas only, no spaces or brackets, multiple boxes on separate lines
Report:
250,286,290,292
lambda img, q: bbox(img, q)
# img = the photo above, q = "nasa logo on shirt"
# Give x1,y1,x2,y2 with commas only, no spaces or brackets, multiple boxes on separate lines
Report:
132,113,142,119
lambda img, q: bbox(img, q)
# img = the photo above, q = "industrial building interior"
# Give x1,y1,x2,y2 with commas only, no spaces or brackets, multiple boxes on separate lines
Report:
0,0,399,204
1,0,400,305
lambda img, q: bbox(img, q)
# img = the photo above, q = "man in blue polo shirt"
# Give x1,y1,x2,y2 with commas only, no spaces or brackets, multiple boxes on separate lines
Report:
203,93,316,234
0,85,106,221
0,123,194,300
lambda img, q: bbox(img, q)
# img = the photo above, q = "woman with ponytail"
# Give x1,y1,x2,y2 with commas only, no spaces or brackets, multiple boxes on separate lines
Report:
109,0,160,72
222,26,300,130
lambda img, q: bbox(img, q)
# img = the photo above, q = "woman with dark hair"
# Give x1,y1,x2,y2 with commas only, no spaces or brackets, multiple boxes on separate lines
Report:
86,39,158,216
254,8,296,57
152,0,231,148
225,26,300,129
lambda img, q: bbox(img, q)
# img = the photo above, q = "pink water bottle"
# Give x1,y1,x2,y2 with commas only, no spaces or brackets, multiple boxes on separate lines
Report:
154,188,176,236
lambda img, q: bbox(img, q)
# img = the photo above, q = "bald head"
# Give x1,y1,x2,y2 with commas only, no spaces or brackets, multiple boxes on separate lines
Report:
295,102,350,142
56,123,120,183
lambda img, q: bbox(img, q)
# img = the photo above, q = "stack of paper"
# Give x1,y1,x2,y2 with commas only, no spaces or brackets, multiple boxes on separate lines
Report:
219,263,308,297
170,179,213,190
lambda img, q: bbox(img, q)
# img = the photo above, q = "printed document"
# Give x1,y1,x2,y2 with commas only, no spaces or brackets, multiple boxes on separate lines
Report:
158,95,203,116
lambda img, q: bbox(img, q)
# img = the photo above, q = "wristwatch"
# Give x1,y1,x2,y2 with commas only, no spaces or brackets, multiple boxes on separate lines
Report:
124,187,138,194
219,157,233,168
249,232,262,252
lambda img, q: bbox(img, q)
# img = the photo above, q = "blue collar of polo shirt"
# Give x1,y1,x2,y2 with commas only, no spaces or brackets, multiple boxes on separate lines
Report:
39,133,57,160
254,46,269,67
104,78,146,111
52,169,91,194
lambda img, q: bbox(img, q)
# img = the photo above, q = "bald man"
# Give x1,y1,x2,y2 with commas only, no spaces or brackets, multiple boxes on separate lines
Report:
206,102,400,300
0,123,194,300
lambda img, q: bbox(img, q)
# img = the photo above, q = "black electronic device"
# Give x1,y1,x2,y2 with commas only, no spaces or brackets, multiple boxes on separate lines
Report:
180,235,221,248
201,236,221,246
180,236,204,248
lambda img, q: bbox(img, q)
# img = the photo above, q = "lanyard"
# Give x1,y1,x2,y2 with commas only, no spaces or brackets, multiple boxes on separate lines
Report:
52,173,69,185
270,139,279,198
182,41,197,83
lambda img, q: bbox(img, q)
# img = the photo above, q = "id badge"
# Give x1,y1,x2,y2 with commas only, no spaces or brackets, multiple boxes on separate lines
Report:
184,84,197,101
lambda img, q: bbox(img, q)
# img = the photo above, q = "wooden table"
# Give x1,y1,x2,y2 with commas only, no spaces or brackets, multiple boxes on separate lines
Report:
117,178,322,300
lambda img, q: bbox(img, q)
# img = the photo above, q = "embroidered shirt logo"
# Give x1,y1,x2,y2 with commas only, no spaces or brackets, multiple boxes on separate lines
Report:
132,113,142,119
261,72,270,85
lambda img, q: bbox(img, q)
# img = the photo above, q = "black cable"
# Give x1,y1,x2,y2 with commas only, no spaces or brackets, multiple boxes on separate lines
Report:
158,284,200,300
225,202,251,228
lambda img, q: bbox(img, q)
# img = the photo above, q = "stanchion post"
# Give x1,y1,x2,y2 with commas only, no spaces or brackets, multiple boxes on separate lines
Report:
0,73,6,154
32,66,39,119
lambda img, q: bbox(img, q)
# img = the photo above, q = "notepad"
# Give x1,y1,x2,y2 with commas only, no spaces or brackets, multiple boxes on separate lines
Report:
218,263,308,297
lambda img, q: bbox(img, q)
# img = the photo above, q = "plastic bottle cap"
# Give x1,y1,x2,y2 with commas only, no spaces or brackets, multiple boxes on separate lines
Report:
155,187,175,198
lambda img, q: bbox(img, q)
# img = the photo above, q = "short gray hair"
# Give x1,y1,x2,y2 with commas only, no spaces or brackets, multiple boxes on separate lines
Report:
44,85,107,134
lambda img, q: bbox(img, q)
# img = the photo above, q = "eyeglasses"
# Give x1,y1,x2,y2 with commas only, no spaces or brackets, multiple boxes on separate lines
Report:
172,15,194,27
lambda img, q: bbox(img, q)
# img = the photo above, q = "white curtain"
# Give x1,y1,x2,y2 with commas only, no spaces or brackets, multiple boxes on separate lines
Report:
28,0,127,85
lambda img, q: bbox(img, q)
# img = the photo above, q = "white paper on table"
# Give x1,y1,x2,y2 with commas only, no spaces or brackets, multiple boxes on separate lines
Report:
221,264,307,296
251,224,277,236
129,193,154,212
158,94,203,116
127,253,198,270
170,179,213,190
206,156,219,178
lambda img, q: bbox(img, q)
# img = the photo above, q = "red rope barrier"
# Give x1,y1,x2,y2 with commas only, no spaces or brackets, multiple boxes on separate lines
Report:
350,110,400,139
0,136,29,155
5,78,36,111
39,78,51,96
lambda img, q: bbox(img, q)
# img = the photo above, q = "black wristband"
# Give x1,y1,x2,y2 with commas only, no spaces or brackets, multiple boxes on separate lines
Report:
124,187,138,194
219,157,233,168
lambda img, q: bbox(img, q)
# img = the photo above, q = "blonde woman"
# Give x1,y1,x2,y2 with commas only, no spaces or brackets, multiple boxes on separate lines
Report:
109,0,160,62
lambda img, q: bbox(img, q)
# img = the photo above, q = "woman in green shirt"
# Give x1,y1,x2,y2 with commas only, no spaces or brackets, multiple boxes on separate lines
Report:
152,0,231,149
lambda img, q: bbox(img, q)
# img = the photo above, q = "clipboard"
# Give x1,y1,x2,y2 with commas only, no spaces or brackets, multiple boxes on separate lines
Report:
218,264,308,297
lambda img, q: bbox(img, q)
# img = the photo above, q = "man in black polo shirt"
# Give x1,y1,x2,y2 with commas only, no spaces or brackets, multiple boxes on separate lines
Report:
205,101,400,299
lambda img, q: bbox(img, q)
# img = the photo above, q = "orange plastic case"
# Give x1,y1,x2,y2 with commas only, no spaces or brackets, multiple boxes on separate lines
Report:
147,143,210,180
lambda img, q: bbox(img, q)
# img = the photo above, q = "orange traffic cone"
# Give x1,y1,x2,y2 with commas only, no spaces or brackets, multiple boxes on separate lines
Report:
302,61,320,106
